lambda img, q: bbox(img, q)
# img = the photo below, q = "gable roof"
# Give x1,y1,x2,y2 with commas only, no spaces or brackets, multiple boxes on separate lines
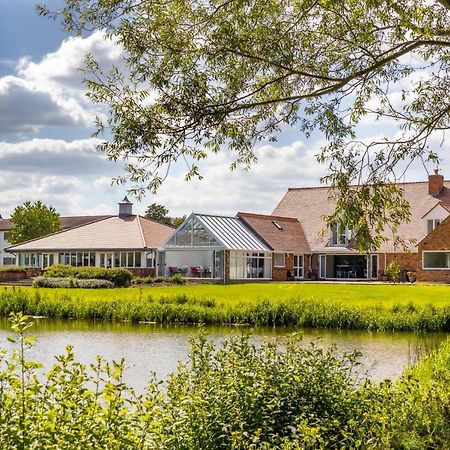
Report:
7,215,174,252
272,181,450,253
237,212,310,253
195,214,270,251
0,219,13,231
162,213,270,251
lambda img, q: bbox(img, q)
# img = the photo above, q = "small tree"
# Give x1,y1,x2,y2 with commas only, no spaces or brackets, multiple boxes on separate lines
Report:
8,201,61,245
144,203,172,224
172,215,187,228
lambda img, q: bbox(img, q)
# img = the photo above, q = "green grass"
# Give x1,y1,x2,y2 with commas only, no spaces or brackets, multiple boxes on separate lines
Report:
1,283,450,331
6,282,450,306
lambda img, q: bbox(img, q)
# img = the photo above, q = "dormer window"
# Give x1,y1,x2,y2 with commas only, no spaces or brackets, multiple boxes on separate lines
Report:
427,219,441,234
331,222,352,246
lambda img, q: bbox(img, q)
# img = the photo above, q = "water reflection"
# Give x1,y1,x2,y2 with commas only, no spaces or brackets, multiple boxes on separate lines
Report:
0,318,447,393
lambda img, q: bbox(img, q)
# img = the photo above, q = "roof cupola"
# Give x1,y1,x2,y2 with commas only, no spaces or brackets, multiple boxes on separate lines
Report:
118,196,133,218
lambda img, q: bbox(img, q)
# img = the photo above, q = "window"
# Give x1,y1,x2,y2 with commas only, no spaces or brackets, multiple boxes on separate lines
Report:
229,251,272,279
59,252,96,267
423,251,450,269
146,251,156,268
427,219,442,234
165,217,221,247
293,255,303,278
274,253,285,267
319,255,327,278
330,222,352,246
2,256,16,266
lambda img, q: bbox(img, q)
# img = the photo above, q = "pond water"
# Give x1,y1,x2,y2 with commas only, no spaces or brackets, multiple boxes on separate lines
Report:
0,318,447,393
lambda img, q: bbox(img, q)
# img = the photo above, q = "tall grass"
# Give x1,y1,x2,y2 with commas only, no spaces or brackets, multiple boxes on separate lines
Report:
1,286,450,331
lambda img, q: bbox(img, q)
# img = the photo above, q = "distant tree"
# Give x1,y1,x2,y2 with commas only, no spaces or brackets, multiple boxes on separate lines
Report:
172,215,187,228
9,201,61,245
144,203,172,224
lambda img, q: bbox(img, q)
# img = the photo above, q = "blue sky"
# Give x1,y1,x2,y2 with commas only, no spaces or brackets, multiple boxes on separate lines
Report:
0,1,448,219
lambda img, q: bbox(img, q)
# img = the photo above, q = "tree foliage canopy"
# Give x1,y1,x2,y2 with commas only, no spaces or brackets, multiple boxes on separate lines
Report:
8,201,61,245
144,203,171,224
38,0,450,250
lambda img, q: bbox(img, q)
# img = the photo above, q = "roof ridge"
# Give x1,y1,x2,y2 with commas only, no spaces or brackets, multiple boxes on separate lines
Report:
136,215,147,248
287,179,450,192
237,211,298,221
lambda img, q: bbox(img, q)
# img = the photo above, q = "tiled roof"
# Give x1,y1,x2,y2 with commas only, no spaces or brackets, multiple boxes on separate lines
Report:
0,215,112,231
7,215,174,251
273,181,450,253
237,212,310,253
0,219,13,231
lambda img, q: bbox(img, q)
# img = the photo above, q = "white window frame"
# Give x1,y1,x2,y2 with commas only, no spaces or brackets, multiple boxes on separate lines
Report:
293,254,304,278
274,253,285,268
427,219,442,234
422,250,450,270
330,222,352,247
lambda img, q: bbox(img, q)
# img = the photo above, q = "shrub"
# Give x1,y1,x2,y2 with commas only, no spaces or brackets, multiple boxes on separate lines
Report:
132,274,186,285
43,264,132,287
33,277,114,289
0,266,27,273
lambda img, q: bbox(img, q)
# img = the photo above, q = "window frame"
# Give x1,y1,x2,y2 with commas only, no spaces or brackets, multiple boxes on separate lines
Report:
274,253,285,268
422,250,450,270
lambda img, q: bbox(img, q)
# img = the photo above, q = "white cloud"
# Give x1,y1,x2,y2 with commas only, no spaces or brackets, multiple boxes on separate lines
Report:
0,31,120,137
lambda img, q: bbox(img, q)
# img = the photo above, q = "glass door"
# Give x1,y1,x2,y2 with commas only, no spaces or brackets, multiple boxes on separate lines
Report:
293,255,303,278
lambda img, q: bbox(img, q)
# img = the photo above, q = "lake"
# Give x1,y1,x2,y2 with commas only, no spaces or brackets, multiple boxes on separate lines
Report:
0,318,447,393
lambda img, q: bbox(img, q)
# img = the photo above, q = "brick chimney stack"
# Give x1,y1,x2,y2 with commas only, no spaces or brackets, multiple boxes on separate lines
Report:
428,169,444,197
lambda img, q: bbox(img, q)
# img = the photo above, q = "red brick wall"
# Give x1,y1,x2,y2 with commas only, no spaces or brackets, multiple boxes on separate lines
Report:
381,253,419,281
0,271,27,282
272,253,294,281
417,219,450,282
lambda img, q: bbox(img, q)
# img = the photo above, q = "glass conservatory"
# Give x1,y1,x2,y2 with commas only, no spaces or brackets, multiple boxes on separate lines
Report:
160,214,272,281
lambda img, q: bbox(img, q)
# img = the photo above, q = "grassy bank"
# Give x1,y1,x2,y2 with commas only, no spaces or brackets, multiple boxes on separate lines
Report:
1,313,449,449
1,283,450,331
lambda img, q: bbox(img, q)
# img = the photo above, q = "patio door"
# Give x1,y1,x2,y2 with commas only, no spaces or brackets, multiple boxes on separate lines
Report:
293,255,303,278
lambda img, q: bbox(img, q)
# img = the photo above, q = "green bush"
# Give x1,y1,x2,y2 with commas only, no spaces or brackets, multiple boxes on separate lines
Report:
43,264,132,287
0,266,27,273
132,274,186,285
1,314,449,449
33,277,115,289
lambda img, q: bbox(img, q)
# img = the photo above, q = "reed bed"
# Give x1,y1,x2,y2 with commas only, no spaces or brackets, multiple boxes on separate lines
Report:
1,286,450,331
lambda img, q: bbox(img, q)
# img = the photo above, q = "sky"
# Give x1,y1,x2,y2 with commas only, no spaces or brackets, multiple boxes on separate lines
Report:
0,0,448,219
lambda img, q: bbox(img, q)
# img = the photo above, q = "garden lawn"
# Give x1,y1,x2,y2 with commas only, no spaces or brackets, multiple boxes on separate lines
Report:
4,282,450,307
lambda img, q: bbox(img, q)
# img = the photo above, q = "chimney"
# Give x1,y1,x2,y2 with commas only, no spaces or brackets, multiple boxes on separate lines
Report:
429,169,444,197
118,196,133,218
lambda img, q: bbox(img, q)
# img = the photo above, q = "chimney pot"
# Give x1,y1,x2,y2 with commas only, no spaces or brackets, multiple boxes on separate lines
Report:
429,170,444,197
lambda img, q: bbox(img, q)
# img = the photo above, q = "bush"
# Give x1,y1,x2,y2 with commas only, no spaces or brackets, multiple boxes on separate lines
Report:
1,314,450,449
43,264,132,287
33,277,115,289
0,266,27,273
132,274,186,285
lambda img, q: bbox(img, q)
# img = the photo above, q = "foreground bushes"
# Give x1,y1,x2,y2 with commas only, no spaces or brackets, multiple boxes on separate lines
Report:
0,266,26,273
33,277,115,289
1,314,449,449
43,264,133,287
1,287,450,331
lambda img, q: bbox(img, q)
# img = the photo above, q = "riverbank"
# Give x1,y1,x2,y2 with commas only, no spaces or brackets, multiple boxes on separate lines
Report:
1,283,450,331
0,313,449,448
